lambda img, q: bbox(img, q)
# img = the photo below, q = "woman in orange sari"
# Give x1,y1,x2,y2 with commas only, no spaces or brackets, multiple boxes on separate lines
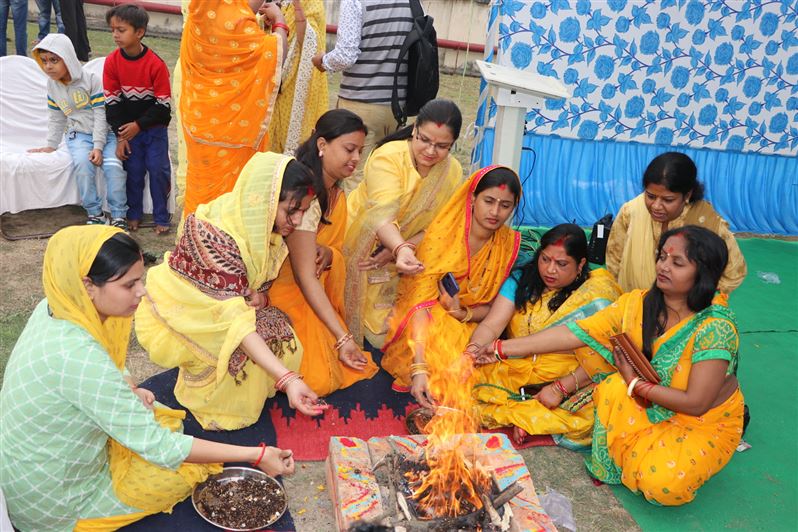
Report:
381,166,522,407
176,0,288,215
269,110,379,396
471,226,744,506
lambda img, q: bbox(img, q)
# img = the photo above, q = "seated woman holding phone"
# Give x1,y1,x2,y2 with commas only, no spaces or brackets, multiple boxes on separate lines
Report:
467,224,622,449
469,225,744,506
380,165,522,407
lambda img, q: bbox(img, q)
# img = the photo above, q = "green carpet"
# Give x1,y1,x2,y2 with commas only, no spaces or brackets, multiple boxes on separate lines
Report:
610,238,798,530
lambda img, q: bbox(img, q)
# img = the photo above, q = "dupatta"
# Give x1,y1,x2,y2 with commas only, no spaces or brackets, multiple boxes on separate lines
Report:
268,0,328,154
343,140,463,345
383,165,522,349
179,0,283,214
617,195,722,292
43,226,129,370
138,152,291,386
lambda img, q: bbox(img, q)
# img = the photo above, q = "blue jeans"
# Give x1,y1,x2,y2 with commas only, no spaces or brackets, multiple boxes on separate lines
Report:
66,131,128,219
36,0,65,41
0,0,28,56
125,126,172,226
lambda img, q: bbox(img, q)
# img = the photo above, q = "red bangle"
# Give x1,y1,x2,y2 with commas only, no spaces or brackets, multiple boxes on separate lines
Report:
272,22,290,37
554,379,570,397
496,339,506,360
251,442,267,467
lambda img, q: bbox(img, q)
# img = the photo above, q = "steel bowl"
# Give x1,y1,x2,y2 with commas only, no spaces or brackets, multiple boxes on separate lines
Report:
191,466,287,531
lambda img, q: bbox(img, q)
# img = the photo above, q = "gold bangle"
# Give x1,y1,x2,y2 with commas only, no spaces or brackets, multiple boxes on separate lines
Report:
571,371,579,391
460,306,473,323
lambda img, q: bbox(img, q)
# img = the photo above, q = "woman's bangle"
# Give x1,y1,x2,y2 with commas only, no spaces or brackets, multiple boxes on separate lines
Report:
391,241,416,259
334,332,354,350
627,377,642,398
554,379,570,398
275,371,303,392
639,381,655,401
272,22,290,37
460,306,473,323
571,371,580,391
251,442,267,467
492,339,507,362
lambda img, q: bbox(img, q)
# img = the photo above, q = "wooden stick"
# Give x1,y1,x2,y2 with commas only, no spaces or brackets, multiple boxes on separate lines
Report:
492,481,523,508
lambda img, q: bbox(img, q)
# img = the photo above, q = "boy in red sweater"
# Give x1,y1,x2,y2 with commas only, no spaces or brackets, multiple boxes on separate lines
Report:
104,4,171,234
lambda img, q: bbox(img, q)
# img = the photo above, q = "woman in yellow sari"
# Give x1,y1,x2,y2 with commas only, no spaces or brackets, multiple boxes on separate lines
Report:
0,227,295,531
467,224,622,449
176,0,288,215
472,226,744,506
344,99,464,349
268,0,328,154
136,152,328,431
269,110,379,396
606,151,746,293
381,165,522,407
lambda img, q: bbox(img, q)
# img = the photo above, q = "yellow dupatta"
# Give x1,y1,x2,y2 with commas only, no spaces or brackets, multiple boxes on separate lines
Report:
179,0,282,215
615,194,723,292
381,165,521,388
135,152,299,430
343,140,464,346
268,0,328,153
44,227,220,516
43,226,129,370
269,190,379,395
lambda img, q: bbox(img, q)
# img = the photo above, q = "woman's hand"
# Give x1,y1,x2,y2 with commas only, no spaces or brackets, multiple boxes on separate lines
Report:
315,245,333,278
534,384,564,410
411,373,436,409
612,346,637,384
357,246,392,271
338,339,368,371
242,288,267,310
28,146,56,153
132,386,155,410
395,246,424,275
437,280,461,313
256,447,296,477
284,378,329,416
260,1,284,24
467,344,495,366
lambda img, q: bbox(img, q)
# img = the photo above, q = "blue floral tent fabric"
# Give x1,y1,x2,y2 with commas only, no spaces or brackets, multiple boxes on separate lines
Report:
472,0,798,235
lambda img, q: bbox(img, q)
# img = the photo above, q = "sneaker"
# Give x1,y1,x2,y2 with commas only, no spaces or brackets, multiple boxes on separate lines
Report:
86,214,107,225
111,218,129,231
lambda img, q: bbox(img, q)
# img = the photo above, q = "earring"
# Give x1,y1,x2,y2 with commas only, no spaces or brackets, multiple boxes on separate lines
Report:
319,151,324,157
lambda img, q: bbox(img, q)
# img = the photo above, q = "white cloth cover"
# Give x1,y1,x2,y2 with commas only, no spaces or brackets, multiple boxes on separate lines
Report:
0,56,176,216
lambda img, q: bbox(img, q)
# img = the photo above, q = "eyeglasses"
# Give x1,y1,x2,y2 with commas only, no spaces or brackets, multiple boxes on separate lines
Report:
414,132,453,152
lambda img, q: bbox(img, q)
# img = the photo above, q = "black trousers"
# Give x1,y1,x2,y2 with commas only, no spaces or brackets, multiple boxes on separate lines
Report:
59,0,90,61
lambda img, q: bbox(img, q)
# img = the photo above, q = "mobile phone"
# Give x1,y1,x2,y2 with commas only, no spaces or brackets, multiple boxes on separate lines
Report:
440,272,460,298
370,244,385,258
518,383,547,399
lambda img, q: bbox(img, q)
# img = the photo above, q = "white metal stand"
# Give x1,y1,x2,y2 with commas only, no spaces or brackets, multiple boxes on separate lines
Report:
475,60,570,173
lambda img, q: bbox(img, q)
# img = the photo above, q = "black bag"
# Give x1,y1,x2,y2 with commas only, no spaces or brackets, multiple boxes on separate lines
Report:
587,213,613,264
391,0,439,127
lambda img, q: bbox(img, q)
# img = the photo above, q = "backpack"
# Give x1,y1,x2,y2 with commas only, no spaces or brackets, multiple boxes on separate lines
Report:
587,214,613,265
391,0,439,127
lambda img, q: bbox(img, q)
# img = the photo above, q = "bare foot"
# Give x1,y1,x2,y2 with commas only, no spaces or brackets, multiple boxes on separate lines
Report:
154,225,170,235
128,219,140,232
512,425,529,446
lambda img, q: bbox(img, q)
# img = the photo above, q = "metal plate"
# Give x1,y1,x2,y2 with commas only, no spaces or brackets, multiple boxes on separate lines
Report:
191,466,287,531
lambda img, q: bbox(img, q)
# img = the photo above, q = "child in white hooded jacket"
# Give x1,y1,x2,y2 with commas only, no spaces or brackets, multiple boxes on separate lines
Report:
28,34,128,229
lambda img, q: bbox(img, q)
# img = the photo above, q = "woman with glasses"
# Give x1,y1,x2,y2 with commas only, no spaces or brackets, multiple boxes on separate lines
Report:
344,99,464,349
135,153,329,431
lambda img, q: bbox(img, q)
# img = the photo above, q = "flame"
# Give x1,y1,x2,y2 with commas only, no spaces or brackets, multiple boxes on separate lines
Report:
407,314,491,518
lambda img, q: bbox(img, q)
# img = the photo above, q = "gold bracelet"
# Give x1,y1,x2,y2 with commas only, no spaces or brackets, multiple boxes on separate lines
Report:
571,371,579,391
459,306,473,323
